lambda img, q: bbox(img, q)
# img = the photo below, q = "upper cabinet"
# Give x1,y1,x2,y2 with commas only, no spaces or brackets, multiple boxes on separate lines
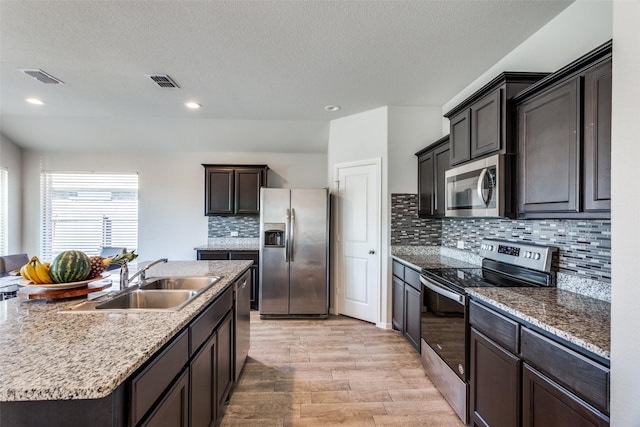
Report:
514,41,612,219
416,135,450,217
203,165,268,215
444,73,549,166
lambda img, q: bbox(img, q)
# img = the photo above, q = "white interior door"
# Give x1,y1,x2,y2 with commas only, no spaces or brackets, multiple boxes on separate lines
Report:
335,161,380,323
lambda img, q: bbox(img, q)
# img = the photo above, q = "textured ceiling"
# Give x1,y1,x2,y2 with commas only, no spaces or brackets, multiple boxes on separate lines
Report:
0,1,572,152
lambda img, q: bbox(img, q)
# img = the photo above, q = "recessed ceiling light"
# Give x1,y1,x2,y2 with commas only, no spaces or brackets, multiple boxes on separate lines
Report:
185,101,202,109
324,105,341,112
25,97,44,105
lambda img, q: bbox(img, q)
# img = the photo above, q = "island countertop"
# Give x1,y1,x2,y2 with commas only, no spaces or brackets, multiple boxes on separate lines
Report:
0,260,251,402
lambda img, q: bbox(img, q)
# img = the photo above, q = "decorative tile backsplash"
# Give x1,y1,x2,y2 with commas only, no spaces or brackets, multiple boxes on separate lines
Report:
208,215,259,238
391,194,611,283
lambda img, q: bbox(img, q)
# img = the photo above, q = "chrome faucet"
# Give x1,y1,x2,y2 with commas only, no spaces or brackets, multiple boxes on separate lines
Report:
120,258,168,290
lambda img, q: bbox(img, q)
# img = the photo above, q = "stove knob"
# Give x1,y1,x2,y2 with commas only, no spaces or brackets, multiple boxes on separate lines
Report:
524,251,531,258
488,245,494,251
534,253,541,260
481,244,486,250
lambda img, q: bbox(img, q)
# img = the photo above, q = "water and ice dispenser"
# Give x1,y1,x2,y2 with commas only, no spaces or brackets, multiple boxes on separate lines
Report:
263,223,285,247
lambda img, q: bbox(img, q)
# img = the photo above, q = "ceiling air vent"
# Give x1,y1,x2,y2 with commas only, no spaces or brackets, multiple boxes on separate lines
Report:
19,69,64,84
147,74,180,88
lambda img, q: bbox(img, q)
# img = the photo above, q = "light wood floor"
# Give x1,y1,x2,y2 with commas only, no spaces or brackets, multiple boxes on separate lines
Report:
219,311,465,426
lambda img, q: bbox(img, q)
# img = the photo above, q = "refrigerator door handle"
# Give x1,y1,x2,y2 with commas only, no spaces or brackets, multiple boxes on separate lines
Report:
290,208,295,262
285,209,290,262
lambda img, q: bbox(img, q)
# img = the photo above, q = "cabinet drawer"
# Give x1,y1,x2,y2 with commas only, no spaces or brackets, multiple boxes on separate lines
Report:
404,267,421,291
131,329,189,425
469,300,519,354
229,251,259,265
392,261,404,280
520,328,609,414
190,287,233,355
197,251,228,261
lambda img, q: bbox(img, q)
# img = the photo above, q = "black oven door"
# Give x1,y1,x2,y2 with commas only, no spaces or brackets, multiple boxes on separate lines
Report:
420,275,467,381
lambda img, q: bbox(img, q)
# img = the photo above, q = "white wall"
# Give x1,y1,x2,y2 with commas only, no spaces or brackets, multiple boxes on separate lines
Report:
21,150,327,261
610,1,640,424
441,0,613,133
388,106,443,195
0,133,23,254
327,107,389,326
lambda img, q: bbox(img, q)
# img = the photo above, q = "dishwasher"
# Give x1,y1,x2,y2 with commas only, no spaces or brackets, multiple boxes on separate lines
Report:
234,270,251,382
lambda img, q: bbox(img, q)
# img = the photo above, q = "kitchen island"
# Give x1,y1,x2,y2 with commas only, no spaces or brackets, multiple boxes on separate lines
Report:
0,260,251,426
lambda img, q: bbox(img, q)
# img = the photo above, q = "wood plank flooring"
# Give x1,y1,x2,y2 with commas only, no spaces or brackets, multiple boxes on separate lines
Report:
219,312,465,426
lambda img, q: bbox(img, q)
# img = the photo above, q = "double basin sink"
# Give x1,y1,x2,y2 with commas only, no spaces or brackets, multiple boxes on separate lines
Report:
68,276,222,312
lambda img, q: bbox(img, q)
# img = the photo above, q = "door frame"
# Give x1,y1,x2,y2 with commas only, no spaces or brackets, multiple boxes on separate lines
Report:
332,158,382,325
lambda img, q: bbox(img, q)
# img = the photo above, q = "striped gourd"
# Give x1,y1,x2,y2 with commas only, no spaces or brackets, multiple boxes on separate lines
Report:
50,250,91,283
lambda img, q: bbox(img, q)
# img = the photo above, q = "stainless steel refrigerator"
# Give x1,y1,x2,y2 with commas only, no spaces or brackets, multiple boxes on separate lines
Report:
259,188,329,318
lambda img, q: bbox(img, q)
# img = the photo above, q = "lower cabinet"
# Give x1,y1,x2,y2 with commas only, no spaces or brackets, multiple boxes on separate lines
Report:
391,259,421,352
133,282,242,426
198,250,260,310
142,370,190,427
469,300,610,427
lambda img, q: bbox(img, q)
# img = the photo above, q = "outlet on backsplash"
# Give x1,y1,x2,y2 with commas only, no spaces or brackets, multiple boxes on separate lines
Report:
230,231,239,237
457,240,465,249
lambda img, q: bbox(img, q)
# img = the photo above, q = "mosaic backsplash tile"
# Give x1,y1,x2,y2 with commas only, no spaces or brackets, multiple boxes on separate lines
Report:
391,194,611,284
208,215,259,238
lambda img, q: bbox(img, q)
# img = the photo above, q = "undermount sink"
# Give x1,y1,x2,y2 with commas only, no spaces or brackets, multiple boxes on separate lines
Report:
139,276,222,291
64,276,224,313
95,289,198,311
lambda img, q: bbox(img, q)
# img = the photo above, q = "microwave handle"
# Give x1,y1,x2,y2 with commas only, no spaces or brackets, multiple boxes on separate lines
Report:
477,167,489,207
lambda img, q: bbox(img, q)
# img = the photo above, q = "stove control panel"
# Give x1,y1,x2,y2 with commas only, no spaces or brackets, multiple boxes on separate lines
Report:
480,239,557,272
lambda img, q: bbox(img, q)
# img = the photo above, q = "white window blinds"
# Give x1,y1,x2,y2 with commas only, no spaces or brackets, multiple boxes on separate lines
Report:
41,172,138,261
0,168,7,256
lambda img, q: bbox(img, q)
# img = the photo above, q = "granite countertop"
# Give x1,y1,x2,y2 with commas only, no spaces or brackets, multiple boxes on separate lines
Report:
195,237,259,251
0,260,252,402
468,287,610,360
391,253,478,271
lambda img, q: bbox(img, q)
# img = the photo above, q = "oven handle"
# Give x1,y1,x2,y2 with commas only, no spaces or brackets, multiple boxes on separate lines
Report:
420,275,465,305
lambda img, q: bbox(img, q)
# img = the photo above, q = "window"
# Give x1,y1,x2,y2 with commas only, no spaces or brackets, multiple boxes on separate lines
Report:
41,172,138,261
0,168,7,255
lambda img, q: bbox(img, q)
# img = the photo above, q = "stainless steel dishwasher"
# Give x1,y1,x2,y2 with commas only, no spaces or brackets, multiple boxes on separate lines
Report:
234,270,251,382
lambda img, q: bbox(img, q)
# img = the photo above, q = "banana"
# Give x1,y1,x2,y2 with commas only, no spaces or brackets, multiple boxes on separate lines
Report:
20,264,32,282
34,257,53,284
26,259,41,284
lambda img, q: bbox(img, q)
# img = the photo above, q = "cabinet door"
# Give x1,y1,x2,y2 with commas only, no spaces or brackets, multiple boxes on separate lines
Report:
417,151,434,216
392,276,404,331
205,168,235,215
141,369,189,427
583,59,612,213
403,284,421,352
235,168,264,214
190,332,217,427
216,312,234,410
450,110,471,165
433,142,450,217
470,328,520,427
518,78,580,215
522,364,609,427
470,90,501,158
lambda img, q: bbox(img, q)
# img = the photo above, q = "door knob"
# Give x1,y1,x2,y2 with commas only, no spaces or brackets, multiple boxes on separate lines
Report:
369,250,375,254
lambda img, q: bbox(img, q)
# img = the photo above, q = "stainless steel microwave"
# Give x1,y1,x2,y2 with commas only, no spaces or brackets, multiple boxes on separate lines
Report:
445,154,505,217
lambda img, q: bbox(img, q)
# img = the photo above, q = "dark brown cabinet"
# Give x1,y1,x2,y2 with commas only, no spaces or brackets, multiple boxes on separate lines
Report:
470,328,520,427
470,299,610,427
190,331,218,427
197,250,260,310
203,164,268,215
515,41,612,219
444,73,548,167
142,369,190,427
391,260,421,352
416,135,450,217
216,312,234,410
